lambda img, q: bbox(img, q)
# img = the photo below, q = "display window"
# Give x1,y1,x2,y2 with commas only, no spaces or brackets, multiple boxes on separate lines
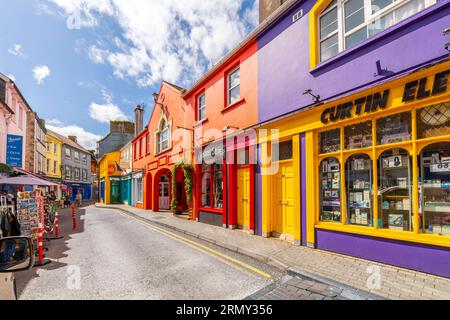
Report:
345,154,373,226
272,140,293,161
200,164,224,210
320,129,340,154
419,142,450,236
344,121,372,150
315,95,450,241
378,148,412,231
376,112,412,145
319,157,342,223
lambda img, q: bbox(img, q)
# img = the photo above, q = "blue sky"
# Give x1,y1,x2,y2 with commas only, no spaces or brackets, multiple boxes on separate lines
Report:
0,0,258,149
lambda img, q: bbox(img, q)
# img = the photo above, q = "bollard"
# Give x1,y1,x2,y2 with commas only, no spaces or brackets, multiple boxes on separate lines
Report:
37,223,44,264
55,212,59,238
72,204,77,230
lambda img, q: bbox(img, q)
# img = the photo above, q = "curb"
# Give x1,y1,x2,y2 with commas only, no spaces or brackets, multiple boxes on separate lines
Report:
96,204,388,300
287,267,387,300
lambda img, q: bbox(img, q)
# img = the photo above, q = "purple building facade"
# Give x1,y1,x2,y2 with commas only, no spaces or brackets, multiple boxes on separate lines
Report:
256,0,450,278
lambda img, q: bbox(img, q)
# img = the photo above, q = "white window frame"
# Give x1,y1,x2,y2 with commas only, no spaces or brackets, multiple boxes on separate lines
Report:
74,151,80,162
227,66,241,106
319,0,437,62
197,93,206,121
65,166,72,180
74,168,80,181
82,154,87,165
155,117,171,154
65,148,71,160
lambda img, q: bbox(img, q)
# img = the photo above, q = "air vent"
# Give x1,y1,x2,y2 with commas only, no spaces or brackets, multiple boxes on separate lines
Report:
293,9,303,23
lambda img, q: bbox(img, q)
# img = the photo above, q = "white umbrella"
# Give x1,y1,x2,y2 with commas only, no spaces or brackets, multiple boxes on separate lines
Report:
0,176,59,186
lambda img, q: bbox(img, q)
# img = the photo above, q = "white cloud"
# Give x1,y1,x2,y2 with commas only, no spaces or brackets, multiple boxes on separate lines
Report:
89,102,128,123
88,45,108,64
8,44,24,57
33,65,51,84
46,0,259,87
47,122,102,150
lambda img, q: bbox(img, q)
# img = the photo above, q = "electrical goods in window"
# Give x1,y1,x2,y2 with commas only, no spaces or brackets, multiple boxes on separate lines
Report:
377,112,411,145
320,158,341,222
420,143,450,236
346,155,373,226
320,129,341,154
378,149,412,231
345,121,373,150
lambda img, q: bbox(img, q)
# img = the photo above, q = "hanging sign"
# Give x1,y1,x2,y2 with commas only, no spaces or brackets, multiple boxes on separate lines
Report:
6,134,23,167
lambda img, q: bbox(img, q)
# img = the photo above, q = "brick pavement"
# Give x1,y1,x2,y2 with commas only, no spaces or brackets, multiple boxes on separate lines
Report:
95,203,450,300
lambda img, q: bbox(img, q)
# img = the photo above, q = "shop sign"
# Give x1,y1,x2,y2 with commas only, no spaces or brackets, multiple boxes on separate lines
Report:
320,69,450,125
6,134,23,167
201,143,225,164
132,172,143,179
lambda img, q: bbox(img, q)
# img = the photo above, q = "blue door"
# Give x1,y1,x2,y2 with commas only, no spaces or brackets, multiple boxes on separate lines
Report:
100,180,105,201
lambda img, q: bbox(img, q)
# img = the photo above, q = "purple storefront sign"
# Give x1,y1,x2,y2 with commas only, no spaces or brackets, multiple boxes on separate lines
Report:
316,229,450,278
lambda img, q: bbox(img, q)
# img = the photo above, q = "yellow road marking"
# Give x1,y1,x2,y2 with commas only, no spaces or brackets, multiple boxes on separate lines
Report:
116,210,272,279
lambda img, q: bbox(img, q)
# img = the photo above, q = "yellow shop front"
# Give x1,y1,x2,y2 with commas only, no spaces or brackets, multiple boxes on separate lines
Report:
260,60,450,278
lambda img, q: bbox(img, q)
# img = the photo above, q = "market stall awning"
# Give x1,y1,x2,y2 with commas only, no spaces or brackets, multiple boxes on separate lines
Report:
0,176,59,186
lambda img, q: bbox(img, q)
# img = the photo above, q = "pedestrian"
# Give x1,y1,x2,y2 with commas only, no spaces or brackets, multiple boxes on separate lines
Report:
76,190,82,207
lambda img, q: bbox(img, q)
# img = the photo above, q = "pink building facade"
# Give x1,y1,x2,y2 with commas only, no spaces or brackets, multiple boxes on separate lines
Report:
0,74,31,169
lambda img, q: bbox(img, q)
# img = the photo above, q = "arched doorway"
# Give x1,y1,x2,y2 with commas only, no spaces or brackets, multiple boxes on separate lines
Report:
153,169,171,211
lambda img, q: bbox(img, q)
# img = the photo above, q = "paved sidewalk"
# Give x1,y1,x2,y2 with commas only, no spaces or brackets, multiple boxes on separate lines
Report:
95,203,450,300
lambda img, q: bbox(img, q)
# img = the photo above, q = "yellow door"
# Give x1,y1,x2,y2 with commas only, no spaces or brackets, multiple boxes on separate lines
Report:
273,162,295,237
237,168,251,229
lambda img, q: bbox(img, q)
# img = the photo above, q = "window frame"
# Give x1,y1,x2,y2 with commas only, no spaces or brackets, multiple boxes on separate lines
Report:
318,0,437,63
226,66,241,107
197,92,206,121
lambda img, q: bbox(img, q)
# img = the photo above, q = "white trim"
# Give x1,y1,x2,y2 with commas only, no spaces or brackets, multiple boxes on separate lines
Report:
227,66,241,106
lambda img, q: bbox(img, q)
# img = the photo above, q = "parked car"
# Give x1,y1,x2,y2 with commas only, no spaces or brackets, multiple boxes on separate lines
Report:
0,237,35,300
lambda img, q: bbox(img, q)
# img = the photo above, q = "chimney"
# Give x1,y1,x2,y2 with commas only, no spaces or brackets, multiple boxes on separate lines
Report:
68,136,78,143
134,104,144,136
259,0,284,23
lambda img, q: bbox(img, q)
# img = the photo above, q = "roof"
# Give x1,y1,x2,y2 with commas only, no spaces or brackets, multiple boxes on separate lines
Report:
183,0,299,98
0,72,33,112
162,80,186,93
47,129,89,153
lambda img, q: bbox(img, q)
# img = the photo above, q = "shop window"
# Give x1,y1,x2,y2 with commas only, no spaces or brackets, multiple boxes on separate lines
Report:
272,140,293,162
417,102,450,139
346,154,373,226
201,164,224,209
378,148,412,231
137,178,143,203
344,121,372,150
419,142,450,236
319,157,342,223
317,0,436,62
320,129,341,153
376,111,411,145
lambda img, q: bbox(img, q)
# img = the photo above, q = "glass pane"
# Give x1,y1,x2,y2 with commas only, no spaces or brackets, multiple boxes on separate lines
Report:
320,128,341,154
420,142,450,236
344,0,365,32
376,112,412,145
319,158,342,222
320,7,338,39
320,34,339,61
378,149,412,231
229,68,240,88
417,103,450,139
228,86,240,105
368,11,394,37
345,121,373,150
394,0,426,22
213,170,223,209
273,140,293,161
201,172,211,207
346,154,373,226
199,107,206,120
371,0,394,13
345,26,368,49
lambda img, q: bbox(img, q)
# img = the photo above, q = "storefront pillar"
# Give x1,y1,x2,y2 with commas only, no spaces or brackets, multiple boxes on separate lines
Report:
195,164,201,221
292,135,301,245
412,110,420,234
260,141,271,238
227,149,237,229
305,131,316,247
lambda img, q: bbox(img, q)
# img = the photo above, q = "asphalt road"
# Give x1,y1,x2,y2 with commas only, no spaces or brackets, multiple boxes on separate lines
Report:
15,205,281,300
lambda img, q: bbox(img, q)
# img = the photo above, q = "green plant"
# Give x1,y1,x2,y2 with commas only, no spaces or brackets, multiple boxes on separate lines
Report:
170,161,194,214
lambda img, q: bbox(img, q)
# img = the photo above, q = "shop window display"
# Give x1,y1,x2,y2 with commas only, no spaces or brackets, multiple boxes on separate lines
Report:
273,140,293,161
417,103,450,139
320,129,341,154
345,154,373,226
378,149,412,231
344,121,372,150
419,142,450,236
319,157,342,222
201,164,223,209
376,112,411,145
